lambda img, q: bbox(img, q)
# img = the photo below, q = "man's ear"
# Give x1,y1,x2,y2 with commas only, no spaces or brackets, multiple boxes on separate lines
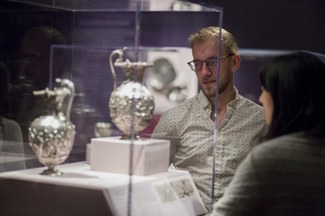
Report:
232,54,241,72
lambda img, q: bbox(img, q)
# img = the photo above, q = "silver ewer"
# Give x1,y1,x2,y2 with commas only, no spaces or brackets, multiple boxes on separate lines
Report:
28,78,76,176
109,49,154,139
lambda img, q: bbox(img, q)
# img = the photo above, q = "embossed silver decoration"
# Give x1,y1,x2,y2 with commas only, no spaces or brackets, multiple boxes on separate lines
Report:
28,78,75,176
94,122,112,137
109,49,154,139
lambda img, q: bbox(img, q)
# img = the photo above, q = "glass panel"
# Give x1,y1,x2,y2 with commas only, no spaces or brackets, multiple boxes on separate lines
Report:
0,0,222,164
0,0,223,214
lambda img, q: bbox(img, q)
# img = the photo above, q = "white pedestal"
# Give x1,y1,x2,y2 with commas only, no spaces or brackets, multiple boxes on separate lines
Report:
90,137,170,176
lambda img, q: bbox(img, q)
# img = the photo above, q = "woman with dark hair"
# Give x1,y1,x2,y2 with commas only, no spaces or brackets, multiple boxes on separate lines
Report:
0,61,25,172
212,51,325,216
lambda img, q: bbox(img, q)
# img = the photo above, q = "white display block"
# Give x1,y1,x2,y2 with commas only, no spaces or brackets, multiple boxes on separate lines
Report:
90,137,170,176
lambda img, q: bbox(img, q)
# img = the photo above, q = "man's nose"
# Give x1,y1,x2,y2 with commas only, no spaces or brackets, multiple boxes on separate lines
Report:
201,62,212,75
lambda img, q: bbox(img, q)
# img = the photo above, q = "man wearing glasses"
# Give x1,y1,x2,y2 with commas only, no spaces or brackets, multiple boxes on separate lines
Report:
151,26,267,212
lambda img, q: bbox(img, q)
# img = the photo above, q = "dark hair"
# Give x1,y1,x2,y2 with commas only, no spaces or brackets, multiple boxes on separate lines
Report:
259,51,325,138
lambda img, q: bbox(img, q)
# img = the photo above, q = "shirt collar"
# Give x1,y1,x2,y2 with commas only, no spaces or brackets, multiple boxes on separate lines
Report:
197,87,240,111
197,90,210,110
227,87,239,109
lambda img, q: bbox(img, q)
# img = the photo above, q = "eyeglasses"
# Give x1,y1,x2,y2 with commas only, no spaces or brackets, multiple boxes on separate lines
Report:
187,54,234,72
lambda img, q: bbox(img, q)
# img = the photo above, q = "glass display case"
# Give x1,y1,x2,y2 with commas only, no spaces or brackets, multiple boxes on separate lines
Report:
0,1,223,215
0,0,222,162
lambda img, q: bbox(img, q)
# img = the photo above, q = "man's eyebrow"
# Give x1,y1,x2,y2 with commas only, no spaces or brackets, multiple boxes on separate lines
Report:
193,56,218,61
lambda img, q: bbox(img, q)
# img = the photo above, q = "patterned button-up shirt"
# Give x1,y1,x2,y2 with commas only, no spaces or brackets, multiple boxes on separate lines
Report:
152,89,268,211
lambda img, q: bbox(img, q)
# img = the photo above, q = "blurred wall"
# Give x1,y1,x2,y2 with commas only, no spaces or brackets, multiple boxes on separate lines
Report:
189,0,325,53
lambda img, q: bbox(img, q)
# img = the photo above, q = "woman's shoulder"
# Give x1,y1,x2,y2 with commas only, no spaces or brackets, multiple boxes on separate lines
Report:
249,132,313,161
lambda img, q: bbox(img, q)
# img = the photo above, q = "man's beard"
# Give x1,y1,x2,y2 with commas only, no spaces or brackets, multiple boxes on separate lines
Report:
202,81,227,98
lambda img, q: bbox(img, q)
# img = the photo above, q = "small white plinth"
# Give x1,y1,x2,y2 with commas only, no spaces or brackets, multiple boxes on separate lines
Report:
90,137,170,176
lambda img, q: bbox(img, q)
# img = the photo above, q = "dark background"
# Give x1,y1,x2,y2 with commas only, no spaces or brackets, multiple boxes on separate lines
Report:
189,0,325,53
1,0,324,52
